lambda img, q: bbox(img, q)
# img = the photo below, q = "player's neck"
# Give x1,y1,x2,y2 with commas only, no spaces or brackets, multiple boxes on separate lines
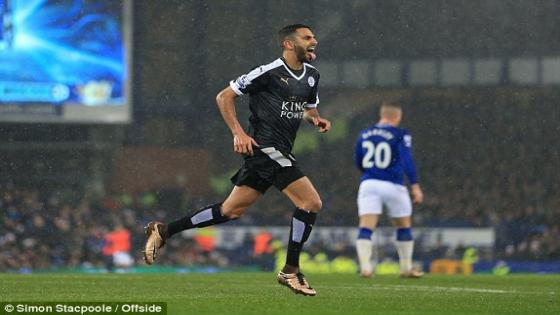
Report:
282,52,303,70
378,118,398,126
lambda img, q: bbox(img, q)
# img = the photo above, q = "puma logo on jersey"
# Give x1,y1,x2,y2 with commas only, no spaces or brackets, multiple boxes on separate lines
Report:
280,77,289,85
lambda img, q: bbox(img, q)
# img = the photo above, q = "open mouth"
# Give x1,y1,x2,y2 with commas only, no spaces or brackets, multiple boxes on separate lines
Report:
305,47,316,61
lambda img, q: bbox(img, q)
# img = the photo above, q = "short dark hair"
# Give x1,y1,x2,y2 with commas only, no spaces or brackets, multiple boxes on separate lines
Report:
278,24,312,47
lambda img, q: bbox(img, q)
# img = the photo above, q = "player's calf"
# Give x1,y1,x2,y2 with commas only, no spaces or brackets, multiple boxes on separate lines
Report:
356,227,375,277
143,203,232,265
394,227,424,278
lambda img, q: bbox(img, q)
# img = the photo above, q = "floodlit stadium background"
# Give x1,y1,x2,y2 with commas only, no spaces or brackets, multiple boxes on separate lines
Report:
0,0,558,274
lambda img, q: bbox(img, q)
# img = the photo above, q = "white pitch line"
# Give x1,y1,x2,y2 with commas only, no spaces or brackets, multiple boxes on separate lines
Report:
338,284,515,294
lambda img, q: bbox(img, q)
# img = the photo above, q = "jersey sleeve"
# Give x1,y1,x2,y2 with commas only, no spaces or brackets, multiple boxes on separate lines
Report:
306,73,320,108
354,133,365,172
399,131,418,184
229,66,269,96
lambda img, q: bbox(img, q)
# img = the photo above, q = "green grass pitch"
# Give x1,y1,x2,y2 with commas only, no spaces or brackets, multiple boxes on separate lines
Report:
1,273,558,315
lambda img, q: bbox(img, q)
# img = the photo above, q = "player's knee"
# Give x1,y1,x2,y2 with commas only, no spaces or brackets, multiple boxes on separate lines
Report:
303,197,322,213
222,206,246,219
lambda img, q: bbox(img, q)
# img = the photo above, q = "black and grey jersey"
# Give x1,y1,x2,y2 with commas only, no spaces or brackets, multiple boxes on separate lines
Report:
229,58,320,155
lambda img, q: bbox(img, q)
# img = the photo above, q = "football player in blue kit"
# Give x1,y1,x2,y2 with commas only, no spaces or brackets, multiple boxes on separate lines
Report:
354,101,424,278
143,24,331,296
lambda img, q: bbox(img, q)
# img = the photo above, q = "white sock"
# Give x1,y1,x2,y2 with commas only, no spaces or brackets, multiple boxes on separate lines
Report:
356,239,374,274
396,240,414,273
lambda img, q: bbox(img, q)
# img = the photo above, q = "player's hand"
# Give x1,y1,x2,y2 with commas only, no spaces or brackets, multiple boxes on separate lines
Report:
312,117,331,133
411,184,424,204
233,132,259,156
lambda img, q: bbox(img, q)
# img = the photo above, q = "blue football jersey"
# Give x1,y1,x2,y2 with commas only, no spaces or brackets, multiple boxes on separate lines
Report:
354,123,418,185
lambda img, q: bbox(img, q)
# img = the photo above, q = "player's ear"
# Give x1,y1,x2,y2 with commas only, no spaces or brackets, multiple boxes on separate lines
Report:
283,39,295,50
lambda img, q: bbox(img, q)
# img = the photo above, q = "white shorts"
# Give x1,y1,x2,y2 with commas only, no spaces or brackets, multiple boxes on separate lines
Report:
357,179,412,218
113,251,134,267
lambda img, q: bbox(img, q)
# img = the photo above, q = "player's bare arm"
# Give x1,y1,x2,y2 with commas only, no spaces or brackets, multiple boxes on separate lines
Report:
411,184,424,204
216,86,259,155
304,108,331,133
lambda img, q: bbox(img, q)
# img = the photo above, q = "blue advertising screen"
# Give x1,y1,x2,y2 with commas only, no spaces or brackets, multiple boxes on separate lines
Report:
0,0,131,123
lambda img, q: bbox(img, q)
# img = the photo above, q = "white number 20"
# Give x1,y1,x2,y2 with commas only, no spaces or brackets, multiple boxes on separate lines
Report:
361,141,391,169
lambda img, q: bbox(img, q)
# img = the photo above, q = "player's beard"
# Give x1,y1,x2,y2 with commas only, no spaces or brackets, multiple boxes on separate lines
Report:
295,44,315,62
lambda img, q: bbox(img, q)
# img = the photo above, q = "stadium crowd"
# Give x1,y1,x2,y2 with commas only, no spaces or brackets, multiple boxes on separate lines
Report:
1,187,557,273
1,90,559,271
0,185,353,272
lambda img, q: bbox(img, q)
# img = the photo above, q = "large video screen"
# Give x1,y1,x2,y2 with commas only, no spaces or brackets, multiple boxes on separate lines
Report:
0,0,131,123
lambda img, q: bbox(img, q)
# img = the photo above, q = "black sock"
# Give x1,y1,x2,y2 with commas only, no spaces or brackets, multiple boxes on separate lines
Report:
286,208,317,268
167,202,229,237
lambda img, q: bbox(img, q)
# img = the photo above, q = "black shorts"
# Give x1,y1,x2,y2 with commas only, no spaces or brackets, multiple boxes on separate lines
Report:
230,148,305,194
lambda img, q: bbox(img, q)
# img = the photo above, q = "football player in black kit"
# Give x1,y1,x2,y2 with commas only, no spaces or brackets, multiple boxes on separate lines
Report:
143,24,331,296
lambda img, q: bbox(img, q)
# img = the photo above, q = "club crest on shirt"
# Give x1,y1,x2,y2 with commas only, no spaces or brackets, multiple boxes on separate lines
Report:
308,76,315,87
